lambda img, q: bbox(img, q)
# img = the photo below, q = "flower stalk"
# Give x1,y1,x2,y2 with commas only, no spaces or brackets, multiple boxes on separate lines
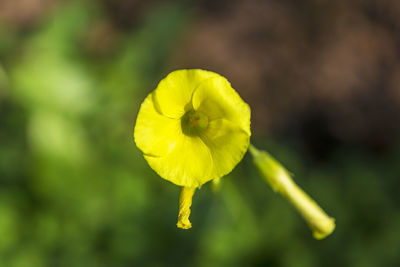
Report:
249,144,335,239
177,187,196,229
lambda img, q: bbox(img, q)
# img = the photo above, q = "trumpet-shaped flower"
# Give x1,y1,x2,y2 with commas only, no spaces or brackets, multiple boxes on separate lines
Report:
134,69,251,229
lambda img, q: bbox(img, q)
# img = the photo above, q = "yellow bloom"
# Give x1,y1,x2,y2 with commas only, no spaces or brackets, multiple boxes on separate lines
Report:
134,69,251,229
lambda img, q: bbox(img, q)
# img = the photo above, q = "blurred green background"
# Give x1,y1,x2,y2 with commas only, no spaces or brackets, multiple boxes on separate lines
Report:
1,0,400,266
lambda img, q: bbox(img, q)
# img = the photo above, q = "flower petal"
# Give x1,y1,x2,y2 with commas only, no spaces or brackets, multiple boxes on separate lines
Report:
200,119,250,178
144,134,214,187
153,69,220,118
192,77,251,136
134,92,181,157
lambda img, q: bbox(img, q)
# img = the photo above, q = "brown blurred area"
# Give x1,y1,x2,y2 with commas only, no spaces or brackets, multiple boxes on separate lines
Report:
2,0,399,155
0,0,55,28
171,0,400,156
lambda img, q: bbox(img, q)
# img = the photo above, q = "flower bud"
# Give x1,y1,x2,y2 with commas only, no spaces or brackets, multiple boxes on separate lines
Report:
249,145,335,239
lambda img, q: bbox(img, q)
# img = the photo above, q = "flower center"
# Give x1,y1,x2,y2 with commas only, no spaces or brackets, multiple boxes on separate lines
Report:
181,110,209,136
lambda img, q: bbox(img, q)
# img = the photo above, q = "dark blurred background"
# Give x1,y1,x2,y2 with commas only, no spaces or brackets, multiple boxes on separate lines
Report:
1,0,400,266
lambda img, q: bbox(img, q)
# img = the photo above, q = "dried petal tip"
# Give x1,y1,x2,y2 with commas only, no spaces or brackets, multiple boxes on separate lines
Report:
177,187,196,229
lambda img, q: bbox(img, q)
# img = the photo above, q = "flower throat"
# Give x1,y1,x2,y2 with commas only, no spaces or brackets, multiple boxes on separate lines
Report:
181,110,209,136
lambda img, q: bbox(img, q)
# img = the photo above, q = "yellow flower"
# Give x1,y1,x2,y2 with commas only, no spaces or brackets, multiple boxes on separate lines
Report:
134,69,251,229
